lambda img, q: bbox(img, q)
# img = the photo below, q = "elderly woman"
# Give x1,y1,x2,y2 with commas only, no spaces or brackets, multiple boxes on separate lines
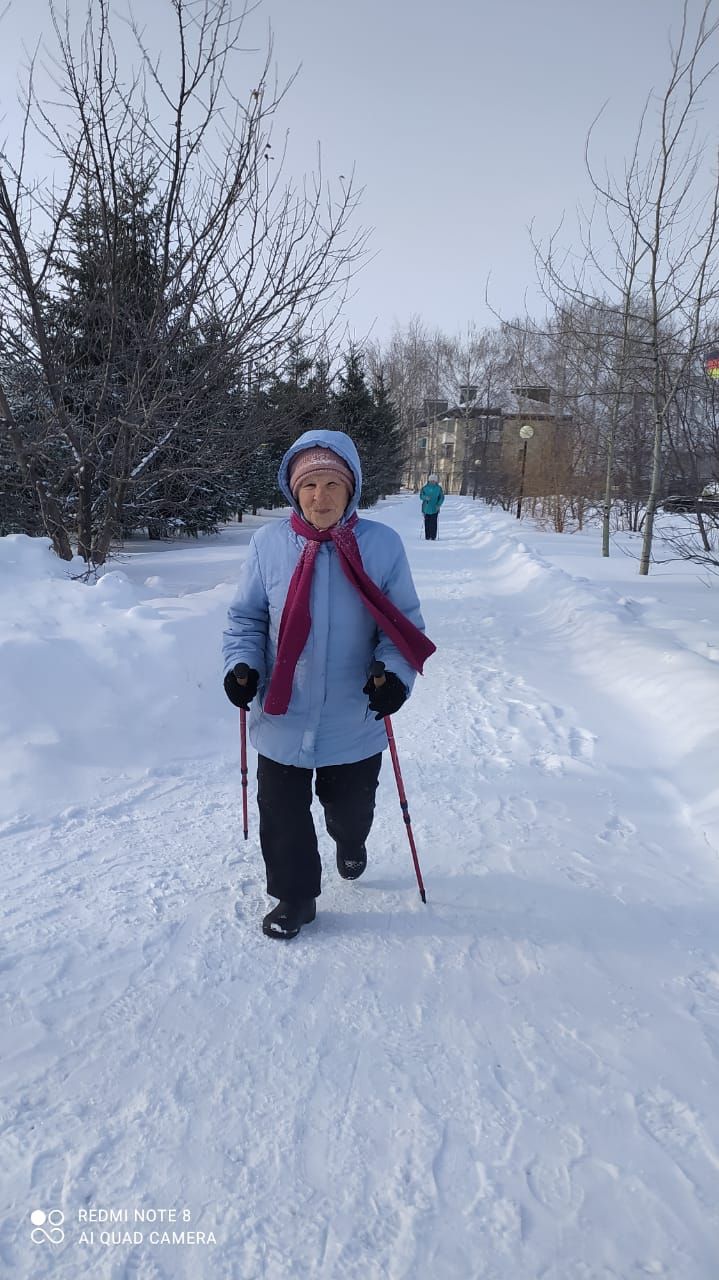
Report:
222,428,435,940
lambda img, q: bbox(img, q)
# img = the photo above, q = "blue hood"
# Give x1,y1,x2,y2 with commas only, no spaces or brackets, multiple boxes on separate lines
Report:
277,429,362,520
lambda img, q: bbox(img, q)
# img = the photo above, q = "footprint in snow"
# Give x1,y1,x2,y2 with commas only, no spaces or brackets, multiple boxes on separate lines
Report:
122,1246,170,1280
636,1087,719,1205
568,727,596,761
526,1157,580,1215
597,813,637,844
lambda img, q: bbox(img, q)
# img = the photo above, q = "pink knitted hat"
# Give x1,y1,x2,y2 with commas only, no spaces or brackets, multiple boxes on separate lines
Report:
289,446,355,497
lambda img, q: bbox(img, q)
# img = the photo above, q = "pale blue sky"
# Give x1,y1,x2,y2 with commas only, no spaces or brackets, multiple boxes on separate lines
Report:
1,0,717,342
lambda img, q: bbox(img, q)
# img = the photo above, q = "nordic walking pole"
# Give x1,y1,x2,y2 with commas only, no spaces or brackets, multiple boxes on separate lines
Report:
371,660,427,903
234,663,250,840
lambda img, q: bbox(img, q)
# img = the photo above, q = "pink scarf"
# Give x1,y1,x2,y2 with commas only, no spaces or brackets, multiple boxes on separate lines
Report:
263,512,436,715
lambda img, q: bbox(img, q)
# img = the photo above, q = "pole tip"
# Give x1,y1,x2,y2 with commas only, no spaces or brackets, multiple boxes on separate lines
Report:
420,889,427,904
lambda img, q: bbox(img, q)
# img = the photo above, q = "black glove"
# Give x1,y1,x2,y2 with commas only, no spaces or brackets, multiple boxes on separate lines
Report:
363,669,408,720
224,664,259,710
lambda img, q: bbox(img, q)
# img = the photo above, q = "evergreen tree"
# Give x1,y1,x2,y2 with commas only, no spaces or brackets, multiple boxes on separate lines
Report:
40,173,173,550
36,176,257,545
234,342,334,513
371,368,405,499
264,339,333,439
333,348,403,505
333,348,378,504
0,370,49,536
0,437,43,536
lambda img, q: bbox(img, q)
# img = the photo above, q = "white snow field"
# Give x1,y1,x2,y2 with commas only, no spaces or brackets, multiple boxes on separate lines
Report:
1,496,719,1280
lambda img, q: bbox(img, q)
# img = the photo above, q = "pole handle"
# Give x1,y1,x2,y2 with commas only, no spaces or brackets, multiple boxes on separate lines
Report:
234,662,250,686
370,659,386,687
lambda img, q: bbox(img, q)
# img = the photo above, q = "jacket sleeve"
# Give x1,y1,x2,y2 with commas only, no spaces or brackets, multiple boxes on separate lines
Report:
222,538,270,680
438,488,445,507
373,535,428,697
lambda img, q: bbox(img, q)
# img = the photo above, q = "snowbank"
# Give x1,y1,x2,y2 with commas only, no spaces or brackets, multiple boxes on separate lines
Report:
456,511,719,850
0,535,235,824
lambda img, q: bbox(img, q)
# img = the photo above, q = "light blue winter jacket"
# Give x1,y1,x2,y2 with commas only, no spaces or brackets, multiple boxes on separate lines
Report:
222,429,429,768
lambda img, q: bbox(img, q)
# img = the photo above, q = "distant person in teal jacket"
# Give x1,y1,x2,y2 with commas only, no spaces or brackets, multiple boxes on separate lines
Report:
419,474,445,540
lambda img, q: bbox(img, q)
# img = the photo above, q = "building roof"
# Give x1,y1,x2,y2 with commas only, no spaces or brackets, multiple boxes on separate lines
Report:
503,411,573,424
415,405,503,427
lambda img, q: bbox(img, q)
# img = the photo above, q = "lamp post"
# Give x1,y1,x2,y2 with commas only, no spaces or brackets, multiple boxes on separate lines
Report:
516,423,534,519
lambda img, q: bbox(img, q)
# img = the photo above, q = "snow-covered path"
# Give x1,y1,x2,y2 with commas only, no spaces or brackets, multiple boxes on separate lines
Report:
2,498,719,1279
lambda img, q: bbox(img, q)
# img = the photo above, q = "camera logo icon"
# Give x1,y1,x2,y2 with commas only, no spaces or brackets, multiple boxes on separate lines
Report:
30,1209,65,1244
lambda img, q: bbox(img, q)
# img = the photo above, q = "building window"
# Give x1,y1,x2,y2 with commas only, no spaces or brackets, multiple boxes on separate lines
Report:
417,437,427,451
442,442,454,459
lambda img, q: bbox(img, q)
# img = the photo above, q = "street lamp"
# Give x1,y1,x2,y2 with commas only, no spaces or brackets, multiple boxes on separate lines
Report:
516,423,534,519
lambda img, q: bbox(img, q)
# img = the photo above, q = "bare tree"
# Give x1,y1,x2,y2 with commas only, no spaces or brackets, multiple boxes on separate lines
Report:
0,0,367,562
437,325,510,495
536,0,719,572
366,316,446,488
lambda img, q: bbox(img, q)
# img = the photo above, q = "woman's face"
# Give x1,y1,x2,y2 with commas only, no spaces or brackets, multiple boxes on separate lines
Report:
297,470,352,530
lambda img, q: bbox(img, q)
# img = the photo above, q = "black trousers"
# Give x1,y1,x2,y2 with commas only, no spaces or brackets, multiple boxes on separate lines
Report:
257,753,383,901
424,512,439,540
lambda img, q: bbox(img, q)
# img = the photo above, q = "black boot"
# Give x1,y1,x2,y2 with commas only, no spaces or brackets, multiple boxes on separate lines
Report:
262,898,316,940
336,844,367,881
